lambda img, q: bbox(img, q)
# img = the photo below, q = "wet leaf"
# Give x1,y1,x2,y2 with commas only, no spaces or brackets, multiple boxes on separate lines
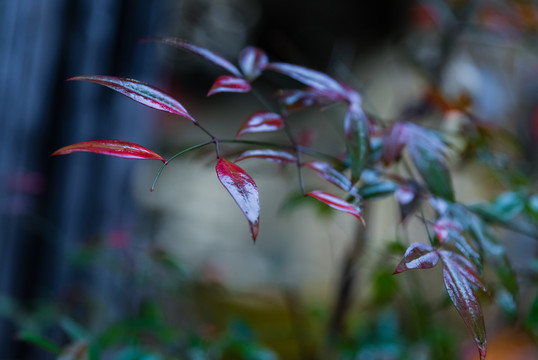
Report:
234,149,296,164
207,75,251,96
304,161,356,195
405,124,454,201
344,108,369,183
238,47,268,80
266,62,345,94
305,190,364,224
52,140,165,162
216,158,260,241
439,250,487,360
434,217,481,271
393,242,439,274
68,76,194,122
235,111,284,138
148,37,242,77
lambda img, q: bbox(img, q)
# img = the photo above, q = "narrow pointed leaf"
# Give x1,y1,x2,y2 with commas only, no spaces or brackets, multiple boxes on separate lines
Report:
207,75,251,96
68,76,194,121
393,242,439,274
216,158,260,241
358,181,397,200
440,250,487,360
17,332,61,355
238,47,268,80
235,111,284,138
344,107,369,183
305,190,364,224
304,161,356,195
235,149,296,164
52,140,165,162
266,62,345,94
405,124,454,201
149,37,242,77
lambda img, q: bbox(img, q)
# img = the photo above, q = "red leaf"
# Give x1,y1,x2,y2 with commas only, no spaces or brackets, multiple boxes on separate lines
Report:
305,190,364,224
207,76,251,96
68,76,194,122
440,251,487,359
266,62,345,94
440,251,486,291
434,218,481,267
235,111,284,138
440,250,487,360
393,242,439,274
52,140,165,162
147,37,242,77
215,158,260,241
238,47,268,80
304,162,356,195
382,123,408,165
235,149,296,164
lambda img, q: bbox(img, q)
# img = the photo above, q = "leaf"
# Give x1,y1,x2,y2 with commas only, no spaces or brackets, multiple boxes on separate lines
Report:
433,217,481,270
358,181,397,200
304,161,356,195
18,331,61,355
274,89,342,113
238,46,268,80
381,123,408,165
266,62,346,94
393,242,439,274
207,75,251,96
60,317,88,341
439,250,487,360
68,76,194,122
235,149,296,164
216,158,260,241
344,107,370,183
305,190,364,224
148,37,242,77
52,140,165,162
405,124,454,201
235,111,284,138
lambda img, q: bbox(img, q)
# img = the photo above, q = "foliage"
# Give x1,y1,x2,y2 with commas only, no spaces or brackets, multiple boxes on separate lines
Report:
23,1,538,358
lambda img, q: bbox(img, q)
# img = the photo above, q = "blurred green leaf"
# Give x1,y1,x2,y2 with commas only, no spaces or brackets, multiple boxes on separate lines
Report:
60,317,88,341
358,181,397,200
17,331,61,355
525,291,538,339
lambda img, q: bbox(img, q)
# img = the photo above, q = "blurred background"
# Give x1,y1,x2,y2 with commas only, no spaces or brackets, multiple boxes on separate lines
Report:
0,0,537,359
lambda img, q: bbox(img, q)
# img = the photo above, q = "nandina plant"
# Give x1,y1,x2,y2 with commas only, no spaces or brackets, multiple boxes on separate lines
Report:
52,38,538,359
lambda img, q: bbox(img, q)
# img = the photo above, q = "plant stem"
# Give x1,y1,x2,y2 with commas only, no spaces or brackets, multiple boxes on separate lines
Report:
250,87,306,193
325,205,370,355
150,141,214,192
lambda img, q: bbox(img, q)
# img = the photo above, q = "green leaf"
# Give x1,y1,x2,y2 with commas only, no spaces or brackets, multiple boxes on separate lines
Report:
17,331,61,355
405,124,454,201
344,108,369,183
358,181,397,200
60,317,88,340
